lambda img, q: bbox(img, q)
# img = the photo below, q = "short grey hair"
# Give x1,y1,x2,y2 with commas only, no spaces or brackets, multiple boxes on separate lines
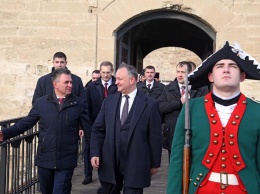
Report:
118,62,138,80
52,68,71,82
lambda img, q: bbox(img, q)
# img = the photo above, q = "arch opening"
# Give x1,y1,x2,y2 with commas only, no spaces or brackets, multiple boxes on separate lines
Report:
113,9,216,73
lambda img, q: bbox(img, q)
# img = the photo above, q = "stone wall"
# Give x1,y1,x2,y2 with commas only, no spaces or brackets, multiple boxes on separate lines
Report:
1,0,260,120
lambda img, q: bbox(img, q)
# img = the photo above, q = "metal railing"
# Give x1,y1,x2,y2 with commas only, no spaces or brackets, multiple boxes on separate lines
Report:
0,117,84,194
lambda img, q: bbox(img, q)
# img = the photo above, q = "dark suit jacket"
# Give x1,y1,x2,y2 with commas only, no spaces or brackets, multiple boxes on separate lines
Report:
90,90,162,188
157,81,208,150
136,79,165,100
86,76,118,124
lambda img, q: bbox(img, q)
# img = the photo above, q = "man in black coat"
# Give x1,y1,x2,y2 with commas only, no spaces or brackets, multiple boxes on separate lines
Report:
85,70,100,88
137,65,164,100
157,61,208,160
84,61,118,192
0,68,91,194
90,63,162,194
86,61,118,124
32,52,85,104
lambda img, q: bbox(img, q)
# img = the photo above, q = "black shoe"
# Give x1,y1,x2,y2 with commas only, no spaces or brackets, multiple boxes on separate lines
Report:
82,176,92,185
97,186,103,194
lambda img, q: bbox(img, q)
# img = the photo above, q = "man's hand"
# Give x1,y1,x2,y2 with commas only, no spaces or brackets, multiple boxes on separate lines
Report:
180,94,190,104
150,167,159,176
180,95,186,104
79,129,84,137
91,157,100,169
0,131,3,142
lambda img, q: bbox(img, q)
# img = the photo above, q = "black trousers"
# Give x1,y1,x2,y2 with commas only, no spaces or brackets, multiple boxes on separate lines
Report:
103,166,143,194
103,182,143,194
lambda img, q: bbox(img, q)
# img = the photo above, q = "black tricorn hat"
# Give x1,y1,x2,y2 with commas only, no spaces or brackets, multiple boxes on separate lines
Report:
188,41,260,88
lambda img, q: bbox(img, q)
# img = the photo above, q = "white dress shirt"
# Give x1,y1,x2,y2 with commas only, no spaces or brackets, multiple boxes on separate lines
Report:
120,88,137,119
101,78,112,88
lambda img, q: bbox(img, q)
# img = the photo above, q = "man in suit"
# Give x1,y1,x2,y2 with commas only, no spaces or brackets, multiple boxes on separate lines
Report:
32,52,85,104
137,65,164,100
0,68,91,194
85,61,118,192
167,41,260,194
90,63,162,194
157,61,208,159
86,61,118,124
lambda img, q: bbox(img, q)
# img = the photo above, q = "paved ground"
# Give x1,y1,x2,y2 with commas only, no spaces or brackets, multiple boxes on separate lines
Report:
71,149,168,194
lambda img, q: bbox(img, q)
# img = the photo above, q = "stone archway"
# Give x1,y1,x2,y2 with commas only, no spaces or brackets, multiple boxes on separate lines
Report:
113,9,216,73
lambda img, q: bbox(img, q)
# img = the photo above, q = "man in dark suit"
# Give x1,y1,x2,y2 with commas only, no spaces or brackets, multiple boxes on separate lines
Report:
86,61,118,124
157,61,208,160
90,63,162,194
32,52,85,104
137,65,164,100
84,61,118,192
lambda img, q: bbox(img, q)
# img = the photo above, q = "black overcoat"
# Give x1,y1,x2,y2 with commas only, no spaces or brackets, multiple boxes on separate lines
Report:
157,81,208,150
86,76,118,124
90,91,162,188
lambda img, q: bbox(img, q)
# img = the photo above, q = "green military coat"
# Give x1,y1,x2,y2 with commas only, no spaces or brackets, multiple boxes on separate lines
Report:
167,94,260,194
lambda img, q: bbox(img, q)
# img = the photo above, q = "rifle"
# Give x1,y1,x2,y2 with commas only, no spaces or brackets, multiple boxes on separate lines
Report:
182,67,191,194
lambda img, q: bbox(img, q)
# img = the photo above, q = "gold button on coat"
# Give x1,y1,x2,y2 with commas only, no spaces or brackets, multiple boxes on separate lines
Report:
234,115,240,119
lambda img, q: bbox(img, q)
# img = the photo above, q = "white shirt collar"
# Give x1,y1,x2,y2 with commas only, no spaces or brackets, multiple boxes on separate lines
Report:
120,88,137,117
101,78,112,87
178,82,185,89
178,83,191,91
146,80,154,88
122,88,137,99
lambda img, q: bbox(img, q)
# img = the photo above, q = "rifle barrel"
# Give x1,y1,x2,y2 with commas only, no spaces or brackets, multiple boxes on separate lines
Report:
182,66,190,194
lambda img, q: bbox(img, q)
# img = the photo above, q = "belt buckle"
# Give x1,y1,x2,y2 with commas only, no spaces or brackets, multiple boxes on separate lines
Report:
220,171,228,187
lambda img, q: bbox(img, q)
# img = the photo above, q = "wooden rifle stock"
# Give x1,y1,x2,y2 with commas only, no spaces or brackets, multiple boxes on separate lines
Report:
183,138,190,194
182,67,190,194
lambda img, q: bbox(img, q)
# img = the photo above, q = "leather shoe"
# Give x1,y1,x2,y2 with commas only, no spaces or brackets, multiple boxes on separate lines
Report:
97,185,103,193
82,176,92,185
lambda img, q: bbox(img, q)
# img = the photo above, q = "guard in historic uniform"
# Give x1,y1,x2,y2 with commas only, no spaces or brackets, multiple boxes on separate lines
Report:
167,41,260,194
